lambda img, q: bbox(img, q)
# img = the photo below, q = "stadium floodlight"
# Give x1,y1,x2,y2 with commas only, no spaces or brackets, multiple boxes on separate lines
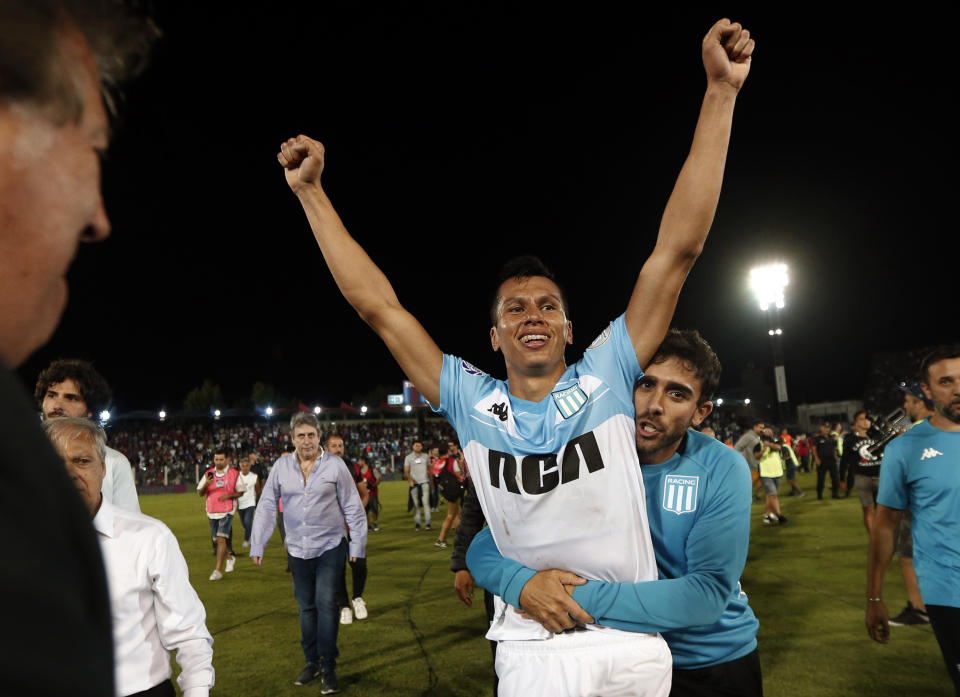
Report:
775,328,783,335
265,406,273,416
749,263,788,311
404,404,412,413
214,409,221,418
768,329,774,336
159,410,166,420
314,406,322,414
744,398,751,405
99,410,110,422
360,405,368,414
716,398,723,406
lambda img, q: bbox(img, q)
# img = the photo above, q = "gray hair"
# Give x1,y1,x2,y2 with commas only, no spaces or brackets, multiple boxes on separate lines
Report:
0,0,157,124
42,416,106,463
289,412,320,434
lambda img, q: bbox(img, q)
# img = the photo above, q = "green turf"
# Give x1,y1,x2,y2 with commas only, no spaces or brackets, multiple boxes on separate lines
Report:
140,469,952,696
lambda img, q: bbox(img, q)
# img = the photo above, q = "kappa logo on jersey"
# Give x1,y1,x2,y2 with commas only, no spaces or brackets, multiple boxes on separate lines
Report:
552,385,588,419
586,324,612,350
488,431,605,495
488,402,509,422
461,360,487,376
921,447,944,461
663,474,699,515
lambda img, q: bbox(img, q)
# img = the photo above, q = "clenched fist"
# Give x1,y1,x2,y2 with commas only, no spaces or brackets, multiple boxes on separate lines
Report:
702,19,755,92
277,135,325,194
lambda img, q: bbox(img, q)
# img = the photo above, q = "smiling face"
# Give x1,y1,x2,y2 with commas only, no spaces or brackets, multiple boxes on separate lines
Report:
634,356,713,464
490,275,572,381
0,31,110,367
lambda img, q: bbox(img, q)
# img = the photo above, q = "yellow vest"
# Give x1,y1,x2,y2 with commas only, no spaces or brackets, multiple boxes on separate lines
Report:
759,446,784,478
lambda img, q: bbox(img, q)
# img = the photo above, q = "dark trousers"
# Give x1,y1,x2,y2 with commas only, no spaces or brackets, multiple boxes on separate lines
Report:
125,680,175,697
289,538,347,671
670,648,763,697
816,461,839,498
926,605,960,696
336,556,368,608
238,506,255,542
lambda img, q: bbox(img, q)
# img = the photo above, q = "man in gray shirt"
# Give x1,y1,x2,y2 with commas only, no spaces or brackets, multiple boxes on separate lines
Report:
404,441,433,531
734,421,765,498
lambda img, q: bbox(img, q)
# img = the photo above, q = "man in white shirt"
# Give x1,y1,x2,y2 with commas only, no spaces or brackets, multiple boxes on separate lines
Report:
237,456,260,549
44,417,214,697
36,358,140,512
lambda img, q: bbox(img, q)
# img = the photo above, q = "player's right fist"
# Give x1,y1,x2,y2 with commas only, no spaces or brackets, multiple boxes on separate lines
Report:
278,135,325,193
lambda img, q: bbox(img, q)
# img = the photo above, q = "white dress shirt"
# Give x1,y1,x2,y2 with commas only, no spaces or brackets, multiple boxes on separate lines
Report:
93,500,214,697
104,446,140,513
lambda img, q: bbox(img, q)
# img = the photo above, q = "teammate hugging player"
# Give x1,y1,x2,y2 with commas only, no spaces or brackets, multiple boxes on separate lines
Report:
277,18,754,697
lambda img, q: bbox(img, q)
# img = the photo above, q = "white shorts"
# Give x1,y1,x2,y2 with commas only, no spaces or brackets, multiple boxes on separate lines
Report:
495,628,672,697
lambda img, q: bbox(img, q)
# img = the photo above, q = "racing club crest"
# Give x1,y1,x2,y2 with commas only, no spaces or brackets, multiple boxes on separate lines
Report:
662,474,699,515
460,360,487,376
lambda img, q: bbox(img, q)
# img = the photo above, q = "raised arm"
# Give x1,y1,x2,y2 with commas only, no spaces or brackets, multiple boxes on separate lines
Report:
625,19,754,366
278,137,442,405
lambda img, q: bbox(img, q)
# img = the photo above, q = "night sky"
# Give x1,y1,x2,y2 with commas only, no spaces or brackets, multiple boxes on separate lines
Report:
17,6,954,414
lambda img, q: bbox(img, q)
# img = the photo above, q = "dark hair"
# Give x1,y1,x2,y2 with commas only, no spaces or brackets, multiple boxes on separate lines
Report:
853,410,868,421
35,358,112,416
325,433,343,446
489,255,568,325
921,345,960,384
0,0,157,124
648,329,721,404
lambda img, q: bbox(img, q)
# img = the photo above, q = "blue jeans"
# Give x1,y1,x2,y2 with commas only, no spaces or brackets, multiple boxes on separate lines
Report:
289,538,347,670
237,506,255,541
207,513,233,539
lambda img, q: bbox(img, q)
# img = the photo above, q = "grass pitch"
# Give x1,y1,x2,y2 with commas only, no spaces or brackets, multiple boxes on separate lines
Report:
140,469,952,696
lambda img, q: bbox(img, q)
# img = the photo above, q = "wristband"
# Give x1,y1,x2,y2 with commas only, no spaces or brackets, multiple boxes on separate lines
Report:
867,597,882,603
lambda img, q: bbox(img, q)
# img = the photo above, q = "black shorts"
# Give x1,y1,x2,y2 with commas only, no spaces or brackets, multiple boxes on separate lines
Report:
670,648,763,697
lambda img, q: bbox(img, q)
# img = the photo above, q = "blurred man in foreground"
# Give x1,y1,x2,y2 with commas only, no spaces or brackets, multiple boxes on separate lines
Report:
0,2,153,694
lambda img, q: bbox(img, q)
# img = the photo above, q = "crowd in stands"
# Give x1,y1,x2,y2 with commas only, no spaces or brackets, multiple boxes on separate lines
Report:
108,417,457,487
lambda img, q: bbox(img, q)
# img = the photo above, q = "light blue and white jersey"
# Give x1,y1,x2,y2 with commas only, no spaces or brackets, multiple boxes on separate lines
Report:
435,314,657,640
878,419,960,608
467,430,759,667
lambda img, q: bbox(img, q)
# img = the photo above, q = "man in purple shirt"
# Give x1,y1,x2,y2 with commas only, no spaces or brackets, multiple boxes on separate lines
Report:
250,413,367,694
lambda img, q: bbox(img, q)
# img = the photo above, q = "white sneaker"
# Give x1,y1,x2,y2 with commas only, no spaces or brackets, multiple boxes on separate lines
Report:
340,607,353,625
242,540,250,549
352,597,368,620
209,570,223,581
225,556,236,573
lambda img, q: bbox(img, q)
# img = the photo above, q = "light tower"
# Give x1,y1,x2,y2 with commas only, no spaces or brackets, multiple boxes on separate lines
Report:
749,263,790,421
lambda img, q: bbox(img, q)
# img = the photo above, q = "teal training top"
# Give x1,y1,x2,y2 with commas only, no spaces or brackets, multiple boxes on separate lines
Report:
878,419,960,608
467,429,760,668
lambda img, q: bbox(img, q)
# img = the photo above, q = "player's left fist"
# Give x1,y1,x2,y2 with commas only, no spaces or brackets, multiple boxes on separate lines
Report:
702,18,755,92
